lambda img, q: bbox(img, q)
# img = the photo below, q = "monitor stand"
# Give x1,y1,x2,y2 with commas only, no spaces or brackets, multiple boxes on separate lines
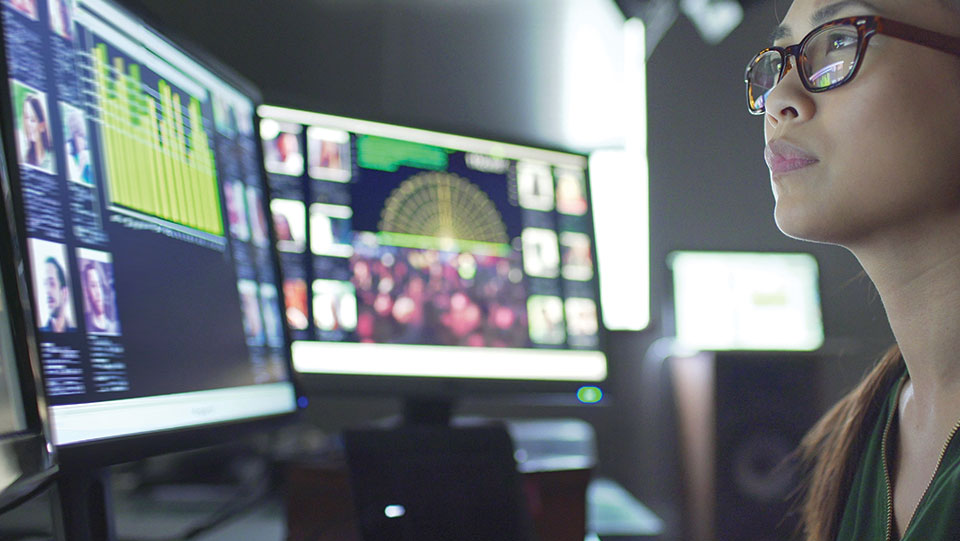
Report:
51,467,117,541
342,408,533,541
401,396,454,426
343,395,536,540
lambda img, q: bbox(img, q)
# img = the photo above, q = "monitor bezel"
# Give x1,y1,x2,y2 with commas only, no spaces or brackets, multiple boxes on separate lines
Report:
258,105,610,401
0,125,57,508
0,0,300,468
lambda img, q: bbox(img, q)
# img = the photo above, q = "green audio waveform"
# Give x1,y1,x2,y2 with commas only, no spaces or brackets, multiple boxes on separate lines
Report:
92,43,222,235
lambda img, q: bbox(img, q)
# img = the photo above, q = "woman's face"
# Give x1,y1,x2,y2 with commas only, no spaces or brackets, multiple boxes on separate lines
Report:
23,101,39,144
72,126,86,153
763,0,960,246
85,267,105,316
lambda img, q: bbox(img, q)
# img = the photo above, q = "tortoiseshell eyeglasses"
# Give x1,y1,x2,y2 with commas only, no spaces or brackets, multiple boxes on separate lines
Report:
745,15,960,114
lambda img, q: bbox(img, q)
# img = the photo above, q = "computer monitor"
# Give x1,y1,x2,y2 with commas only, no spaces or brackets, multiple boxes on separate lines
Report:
668,251,825,352
0,0,298,465
0,130,56,512
258,105,607,404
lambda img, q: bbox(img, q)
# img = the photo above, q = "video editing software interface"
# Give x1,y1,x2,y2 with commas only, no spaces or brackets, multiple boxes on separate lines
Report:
1,0,297,447
258,105,607,382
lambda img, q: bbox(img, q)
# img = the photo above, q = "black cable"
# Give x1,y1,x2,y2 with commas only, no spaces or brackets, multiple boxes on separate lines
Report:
0,468,58,517
0,470,58,541
177,479,272,541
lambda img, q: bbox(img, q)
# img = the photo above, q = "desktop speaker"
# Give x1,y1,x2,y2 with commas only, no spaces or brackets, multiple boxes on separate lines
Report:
671,351,821,541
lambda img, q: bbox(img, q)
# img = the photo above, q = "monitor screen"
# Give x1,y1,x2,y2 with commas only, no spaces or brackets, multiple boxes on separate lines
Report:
0,0,297,450
668,251,824,352
258,105,606,384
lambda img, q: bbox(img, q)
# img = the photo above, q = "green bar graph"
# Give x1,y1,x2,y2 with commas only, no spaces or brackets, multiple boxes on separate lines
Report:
92,43,223,236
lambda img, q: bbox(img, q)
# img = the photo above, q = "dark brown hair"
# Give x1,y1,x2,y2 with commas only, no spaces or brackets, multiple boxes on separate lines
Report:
797,344,905,541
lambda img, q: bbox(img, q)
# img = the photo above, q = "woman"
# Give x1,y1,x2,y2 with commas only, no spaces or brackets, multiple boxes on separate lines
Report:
21,94,52,171
743,0,960,539
65,110,91,184
81,261,118,335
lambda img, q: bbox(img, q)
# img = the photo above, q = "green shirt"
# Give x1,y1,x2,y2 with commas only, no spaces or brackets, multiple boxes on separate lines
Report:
837,374,960,541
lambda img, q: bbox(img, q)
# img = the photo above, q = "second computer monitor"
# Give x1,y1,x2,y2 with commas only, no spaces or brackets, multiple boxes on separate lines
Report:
258,105,606,389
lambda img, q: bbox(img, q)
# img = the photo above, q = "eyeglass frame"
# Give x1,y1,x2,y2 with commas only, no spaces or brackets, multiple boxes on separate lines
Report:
744,15,960,115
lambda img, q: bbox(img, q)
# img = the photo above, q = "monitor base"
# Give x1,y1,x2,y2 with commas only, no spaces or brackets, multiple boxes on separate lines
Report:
401,396,454,426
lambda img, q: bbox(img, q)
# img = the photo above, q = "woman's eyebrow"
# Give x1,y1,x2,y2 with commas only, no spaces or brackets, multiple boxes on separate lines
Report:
769,24,791,44
767,0,882,44
811,0,881,24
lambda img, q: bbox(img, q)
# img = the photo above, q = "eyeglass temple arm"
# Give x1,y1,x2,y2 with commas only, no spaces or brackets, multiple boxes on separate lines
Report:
877,18,960,57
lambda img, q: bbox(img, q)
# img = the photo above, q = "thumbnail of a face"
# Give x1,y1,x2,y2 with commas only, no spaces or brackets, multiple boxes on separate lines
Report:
261,119,304,177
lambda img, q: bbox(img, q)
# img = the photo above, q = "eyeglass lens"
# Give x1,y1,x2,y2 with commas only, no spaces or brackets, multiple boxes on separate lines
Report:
747,24,860,112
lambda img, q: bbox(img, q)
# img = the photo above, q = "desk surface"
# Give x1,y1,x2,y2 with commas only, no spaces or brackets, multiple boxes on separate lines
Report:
0,477,663,541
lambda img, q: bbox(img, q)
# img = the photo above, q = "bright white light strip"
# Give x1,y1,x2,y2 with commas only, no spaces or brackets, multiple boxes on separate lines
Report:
585,18,650,332
623,19,647,157
589,150,649,331
258,105,587,168
50,383,297,446
559,0,627,149
292,341,607,382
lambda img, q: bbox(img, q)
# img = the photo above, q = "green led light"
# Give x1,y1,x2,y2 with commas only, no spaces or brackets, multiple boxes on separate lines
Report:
577,386,603,404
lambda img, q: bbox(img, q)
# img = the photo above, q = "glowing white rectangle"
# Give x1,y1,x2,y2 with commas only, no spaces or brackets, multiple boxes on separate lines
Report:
589,150,649,330
50,383,297,446
669,251,824,351
292,341,607,382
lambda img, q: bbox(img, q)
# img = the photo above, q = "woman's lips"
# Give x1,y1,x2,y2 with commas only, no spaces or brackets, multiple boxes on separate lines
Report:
764,139,819,175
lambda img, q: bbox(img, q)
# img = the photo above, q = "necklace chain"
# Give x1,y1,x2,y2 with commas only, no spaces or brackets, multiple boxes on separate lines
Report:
882,376,960,541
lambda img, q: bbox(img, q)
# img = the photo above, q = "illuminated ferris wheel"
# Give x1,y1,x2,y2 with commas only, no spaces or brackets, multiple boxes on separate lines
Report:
379,172,508,244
